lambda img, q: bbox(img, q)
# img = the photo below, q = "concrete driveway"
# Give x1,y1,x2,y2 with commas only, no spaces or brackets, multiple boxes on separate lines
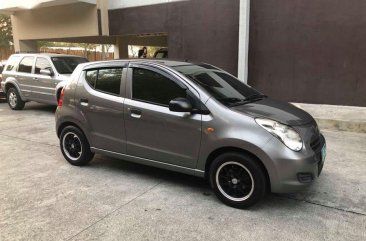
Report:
0,101,365,241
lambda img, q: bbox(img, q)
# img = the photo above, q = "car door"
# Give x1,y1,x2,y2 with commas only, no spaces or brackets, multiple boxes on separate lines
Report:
33,57,57,104
124,65,202,169
75,65,127,154
16,56,35,98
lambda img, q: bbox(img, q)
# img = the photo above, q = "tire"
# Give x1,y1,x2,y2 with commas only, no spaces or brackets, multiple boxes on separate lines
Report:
7,87,25,110
209,152,267,209
60,126,94,166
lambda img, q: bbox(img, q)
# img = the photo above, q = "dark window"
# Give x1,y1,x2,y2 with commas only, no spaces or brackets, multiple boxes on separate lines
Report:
85,70,97,88
5,56,20,71
51,57,88,74
95,68,122,95
35,58,53,75
172,64,262,106
18,57,34,73
85,68,122,95
132,68,187,106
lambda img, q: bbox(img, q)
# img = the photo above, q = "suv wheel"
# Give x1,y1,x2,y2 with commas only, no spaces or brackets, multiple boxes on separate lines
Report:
7,87,25,110
209,152,267,209
60,126,94,166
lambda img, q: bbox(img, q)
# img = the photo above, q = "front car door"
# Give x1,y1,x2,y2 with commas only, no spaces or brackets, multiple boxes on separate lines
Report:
33,57,57,104
124,64,202,169
75,64,127,154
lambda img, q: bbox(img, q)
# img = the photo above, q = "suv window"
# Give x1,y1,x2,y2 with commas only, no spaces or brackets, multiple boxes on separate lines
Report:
132,68,186,106
18,57,34,73
85,68,123,95
35,58,52,75
52,57,88,74
5,56,20,71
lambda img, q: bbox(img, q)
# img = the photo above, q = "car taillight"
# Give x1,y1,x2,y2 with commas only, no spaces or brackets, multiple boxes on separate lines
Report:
58,88,64,107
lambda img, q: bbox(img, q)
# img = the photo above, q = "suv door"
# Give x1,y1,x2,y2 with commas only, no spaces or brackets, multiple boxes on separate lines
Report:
124,65,202,169
33,57,57,104
16,56,35,99
76,65,127,154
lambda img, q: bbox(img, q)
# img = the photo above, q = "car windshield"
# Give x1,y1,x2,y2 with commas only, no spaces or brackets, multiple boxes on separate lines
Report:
51,57,88,74
172,64,265,106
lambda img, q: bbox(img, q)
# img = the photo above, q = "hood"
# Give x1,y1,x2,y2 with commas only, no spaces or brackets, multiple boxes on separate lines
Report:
58,74,72,81
231,98,314,126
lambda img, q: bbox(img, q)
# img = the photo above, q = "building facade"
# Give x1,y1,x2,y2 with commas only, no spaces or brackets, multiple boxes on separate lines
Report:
0,0,364,106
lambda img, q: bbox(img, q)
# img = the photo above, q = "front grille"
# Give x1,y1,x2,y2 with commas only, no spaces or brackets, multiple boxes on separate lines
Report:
297,173,314,183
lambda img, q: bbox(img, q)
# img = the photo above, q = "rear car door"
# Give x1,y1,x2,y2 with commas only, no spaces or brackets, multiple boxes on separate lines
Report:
16,56,35,98
33,57,57,104
124,65,202,169
76,65,127,154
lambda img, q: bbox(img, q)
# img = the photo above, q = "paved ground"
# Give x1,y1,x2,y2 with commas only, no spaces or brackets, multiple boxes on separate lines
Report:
0,101,365,241
294,103,366,133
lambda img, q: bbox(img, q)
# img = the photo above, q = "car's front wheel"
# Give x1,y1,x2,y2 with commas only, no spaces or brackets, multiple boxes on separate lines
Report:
209,152,267,209
7,87,25,110
60,126,94,166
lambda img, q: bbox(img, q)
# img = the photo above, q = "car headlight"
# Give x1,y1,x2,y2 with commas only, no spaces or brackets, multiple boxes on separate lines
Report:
255,118,303,151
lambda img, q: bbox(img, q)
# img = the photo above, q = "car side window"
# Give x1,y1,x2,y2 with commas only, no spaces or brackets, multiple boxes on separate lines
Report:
132,68,187,106
5,56,20,71
18,57,34,73
85,68,123,96
35,58,52,75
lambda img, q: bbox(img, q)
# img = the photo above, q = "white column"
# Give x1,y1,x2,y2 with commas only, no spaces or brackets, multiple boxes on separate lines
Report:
237,0,250,83
113,43,120,59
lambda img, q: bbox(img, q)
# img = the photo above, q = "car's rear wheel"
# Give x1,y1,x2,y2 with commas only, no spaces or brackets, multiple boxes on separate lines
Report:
209,152,267,209
7,87,25,110
60,126,94,166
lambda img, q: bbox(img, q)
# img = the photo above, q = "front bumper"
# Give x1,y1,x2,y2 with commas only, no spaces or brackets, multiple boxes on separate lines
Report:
262,133,326,193
0,81,5,97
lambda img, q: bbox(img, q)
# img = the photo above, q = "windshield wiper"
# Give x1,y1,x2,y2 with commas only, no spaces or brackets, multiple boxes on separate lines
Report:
218,95,267,107
245,94,267,101
217,97,245,103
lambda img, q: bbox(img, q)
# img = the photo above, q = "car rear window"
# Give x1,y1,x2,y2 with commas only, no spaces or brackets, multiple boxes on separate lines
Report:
5,56,20,71
85,68,123,96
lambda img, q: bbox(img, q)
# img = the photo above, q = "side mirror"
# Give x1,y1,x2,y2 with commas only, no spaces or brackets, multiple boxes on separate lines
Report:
40,69,53,76
169,98,192,113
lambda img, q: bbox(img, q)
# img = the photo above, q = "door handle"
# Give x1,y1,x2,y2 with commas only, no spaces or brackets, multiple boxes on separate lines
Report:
33,77,38,80
80,98,89,107
129,108,142,118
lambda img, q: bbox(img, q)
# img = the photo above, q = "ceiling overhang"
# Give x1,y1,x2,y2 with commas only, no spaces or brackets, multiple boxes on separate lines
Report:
0,0,96,14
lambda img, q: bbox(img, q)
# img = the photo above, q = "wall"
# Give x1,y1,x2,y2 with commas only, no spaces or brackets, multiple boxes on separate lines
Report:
11,2,99,40
248,0,366,106
109,0,240,75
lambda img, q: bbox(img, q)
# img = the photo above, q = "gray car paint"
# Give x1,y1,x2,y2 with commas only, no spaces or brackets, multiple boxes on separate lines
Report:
1,53,85,105
56,59,326,193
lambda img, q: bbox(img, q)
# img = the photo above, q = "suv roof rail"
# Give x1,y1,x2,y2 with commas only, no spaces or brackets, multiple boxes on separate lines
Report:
14,51,40,54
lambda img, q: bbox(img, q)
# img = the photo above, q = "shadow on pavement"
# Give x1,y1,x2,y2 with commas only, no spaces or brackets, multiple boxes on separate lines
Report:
85,154,289,209
0,100,57,112
23,104,57,113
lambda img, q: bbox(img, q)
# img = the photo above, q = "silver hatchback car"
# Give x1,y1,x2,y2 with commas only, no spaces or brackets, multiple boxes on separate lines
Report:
56,60,326,208
1,53,88,110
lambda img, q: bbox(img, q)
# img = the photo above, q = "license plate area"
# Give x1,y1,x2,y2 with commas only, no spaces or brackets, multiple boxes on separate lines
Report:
321,144,326,162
